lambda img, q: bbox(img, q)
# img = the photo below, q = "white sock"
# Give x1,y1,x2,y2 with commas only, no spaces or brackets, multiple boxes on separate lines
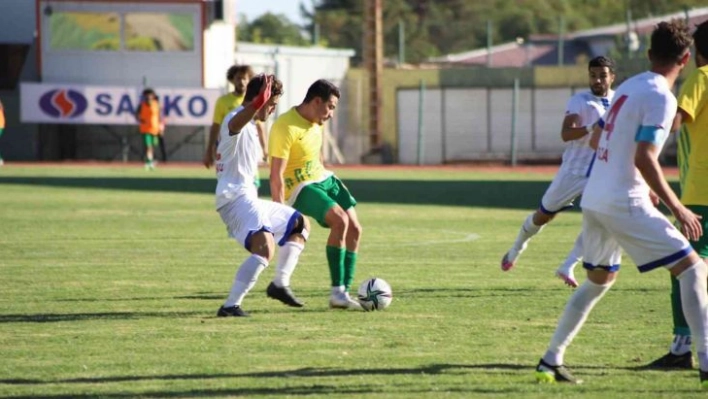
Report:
670,335,692,356
223,254,269,307
558,233,583,271
331,285,345,296
676,261,708,370
272,241,304,288
543,279,613,366
510,214,543,258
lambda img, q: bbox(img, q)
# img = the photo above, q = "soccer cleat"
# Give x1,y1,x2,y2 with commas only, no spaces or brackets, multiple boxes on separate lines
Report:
643,351,694,370
266,282,304,307
501,252,516,271
329,292,363,310
555,269,579,288
216,305,250,317
535,359,582,384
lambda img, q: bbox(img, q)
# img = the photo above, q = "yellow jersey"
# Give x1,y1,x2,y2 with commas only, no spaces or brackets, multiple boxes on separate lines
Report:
212,92,245,125
677,65,708,206
269,107,330,201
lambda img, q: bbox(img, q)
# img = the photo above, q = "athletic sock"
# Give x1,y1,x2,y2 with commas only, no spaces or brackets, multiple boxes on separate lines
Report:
343,251,358,291
272,241,304,288
223,254,268,307
543,279,613,366
326,246,345,287
558,233,583,271
670,274,691,337
676,261,708,370
510,214,543,258
670,335,692,356
331,285,345,296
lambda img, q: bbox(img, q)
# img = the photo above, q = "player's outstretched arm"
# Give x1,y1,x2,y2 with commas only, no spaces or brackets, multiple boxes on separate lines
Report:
560,113,588,142
227,75,272,137
588,123,604,149
270,157,287,203
635,142,703,241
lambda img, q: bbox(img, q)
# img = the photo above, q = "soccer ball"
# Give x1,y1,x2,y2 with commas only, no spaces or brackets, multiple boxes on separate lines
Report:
357,278,393,311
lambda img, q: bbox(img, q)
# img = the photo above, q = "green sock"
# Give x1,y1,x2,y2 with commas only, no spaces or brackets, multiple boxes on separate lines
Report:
343,251,358,291
671,274,691,336
326,246,345,287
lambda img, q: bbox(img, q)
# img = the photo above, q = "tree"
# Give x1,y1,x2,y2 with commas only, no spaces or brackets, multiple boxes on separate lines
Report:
305,0,706,65
238,13,309,46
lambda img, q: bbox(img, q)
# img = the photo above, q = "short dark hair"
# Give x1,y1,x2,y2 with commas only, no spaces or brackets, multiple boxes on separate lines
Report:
650,20,693,66
588,56,615,73
226,65,254,81
142,88,156,98
303,79,340,104
243,74,283,103
693,20,708,60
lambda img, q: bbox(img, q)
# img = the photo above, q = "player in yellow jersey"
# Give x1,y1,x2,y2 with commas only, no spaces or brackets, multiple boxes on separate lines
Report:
204,65,269,173
645,20,708,371
269,79,363,310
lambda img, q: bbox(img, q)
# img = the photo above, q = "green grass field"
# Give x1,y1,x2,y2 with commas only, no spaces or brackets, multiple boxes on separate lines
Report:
0,165,702,398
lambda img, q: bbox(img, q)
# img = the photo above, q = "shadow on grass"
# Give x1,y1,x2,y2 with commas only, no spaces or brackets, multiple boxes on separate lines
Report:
2,363,690,398
0,176,563,210
0,363,525,386
0,311,202,323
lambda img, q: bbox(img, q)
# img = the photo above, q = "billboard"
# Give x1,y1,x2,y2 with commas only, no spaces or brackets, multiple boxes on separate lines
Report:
21,83,221,126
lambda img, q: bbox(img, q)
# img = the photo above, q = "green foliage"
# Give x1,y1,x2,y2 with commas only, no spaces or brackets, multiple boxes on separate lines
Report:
238,12,309,46
306,0,705,64
125,36,157,51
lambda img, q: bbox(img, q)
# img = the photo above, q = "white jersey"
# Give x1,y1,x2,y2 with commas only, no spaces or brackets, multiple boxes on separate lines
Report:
581,72,676,214
215,106,261,209
560,90,614,176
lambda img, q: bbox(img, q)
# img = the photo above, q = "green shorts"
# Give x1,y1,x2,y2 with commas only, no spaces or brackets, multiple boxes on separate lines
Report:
292,175,357,227
687,205,708,258
142,133,158,147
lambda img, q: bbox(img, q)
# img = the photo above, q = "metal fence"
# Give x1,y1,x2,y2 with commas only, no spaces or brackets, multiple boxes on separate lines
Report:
395,84,678,165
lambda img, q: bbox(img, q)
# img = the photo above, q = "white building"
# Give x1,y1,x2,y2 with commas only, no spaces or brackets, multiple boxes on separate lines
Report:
0,0,354,162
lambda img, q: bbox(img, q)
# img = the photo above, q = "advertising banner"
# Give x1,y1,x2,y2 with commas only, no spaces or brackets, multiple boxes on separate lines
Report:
21,83,221,126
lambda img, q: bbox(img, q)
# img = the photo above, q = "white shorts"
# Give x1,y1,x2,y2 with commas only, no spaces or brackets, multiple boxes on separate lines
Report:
581,206,692,273
218,195,301,250
540,171,587,214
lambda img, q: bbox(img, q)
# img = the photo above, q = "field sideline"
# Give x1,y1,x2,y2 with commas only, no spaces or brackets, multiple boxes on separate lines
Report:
0,164,699,399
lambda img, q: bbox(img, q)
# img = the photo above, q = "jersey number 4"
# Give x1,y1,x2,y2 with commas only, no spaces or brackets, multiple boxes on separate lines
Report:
603,94,628,140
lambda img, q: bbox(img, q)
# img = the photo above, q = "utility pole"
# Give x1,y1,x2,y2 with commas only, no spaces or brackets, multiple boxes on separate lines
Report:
363,0,383,149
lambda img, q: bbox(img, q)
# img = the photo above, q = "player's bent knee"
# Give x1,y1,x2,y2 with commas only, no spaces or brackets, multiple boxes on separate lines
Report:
248,231,276,260
290,214,310,242
586,268,616,285
348,220,363,239
671,252,705,277
326,207,349,231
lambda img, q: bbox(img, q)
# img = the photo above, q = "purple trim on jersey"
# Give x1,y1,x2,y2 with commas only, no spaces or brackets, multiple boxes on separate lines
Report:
582,261,620,273
637,247,693,273
539,202,574,215
277,211,302,247
245,226,274,251
585,152,597,177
